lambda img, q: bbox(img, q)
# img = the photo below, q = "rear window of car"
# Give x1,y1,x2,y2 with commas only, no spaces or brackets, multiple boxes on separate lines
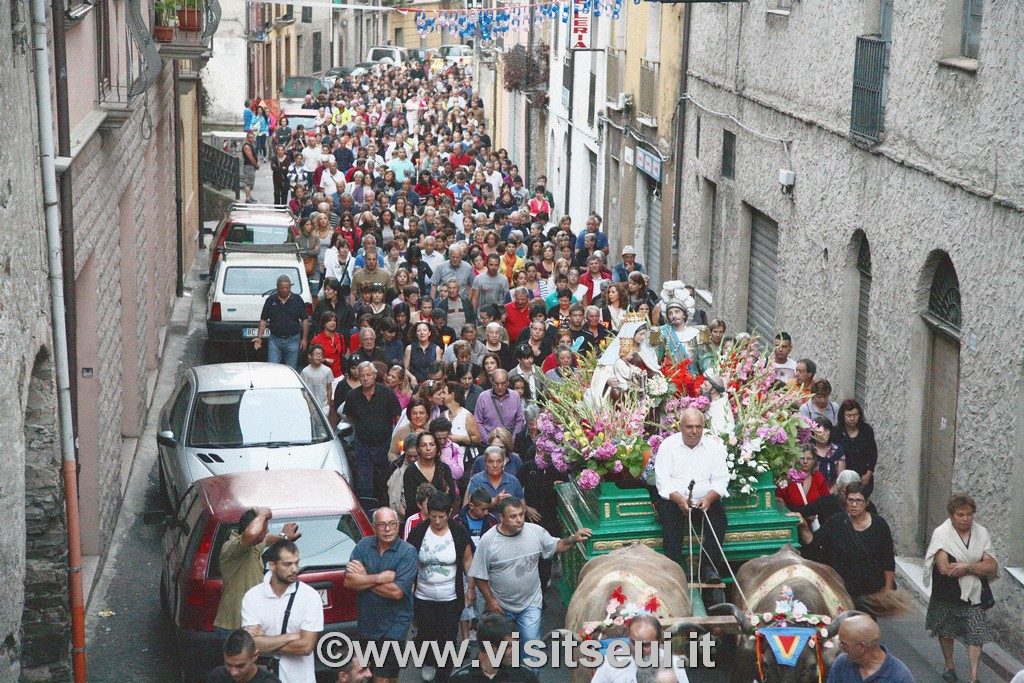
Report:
368,48,397,62
282,77,320,98
207,514,363,578
187,388,331,448
223,266,304,296
226,223,293,246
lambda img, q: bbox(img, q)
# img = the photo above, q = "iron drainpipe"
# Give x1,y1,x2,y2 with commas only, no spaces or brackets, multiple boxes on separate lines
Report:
31,0,86,681
670,2,692,280
173,62,185,297
524,5,534,180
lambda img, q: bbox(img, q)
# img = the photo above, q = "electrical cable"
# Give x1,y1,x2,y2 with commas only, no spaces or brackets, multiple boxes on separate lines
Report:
679,91,794,169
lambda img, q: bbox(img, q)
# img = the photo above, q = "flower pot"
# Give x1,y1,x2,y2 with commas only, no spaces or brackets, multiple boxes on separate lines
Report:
177,8,202,32
153,25,174,42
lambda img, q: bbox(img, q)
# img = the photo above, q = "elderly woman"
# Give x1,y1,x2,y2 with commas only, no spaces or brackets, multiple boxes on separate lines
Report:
482,322,514,371
794,469,870,528
544,344,575,384
798,481,896,611
925,493,998,683
464,445,525,505
469,428,523,478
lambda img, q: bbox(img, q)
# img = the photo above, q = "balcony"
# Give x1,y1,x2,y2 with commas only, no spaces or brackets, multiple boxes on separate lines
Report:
98,0,164,128
154,0,222,63
637,58,659,126
850,35,888,143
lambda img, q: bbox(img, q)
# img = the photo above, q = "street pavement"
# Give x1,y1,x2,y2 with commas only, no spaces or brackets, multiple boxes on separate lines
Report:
84,165,1010,682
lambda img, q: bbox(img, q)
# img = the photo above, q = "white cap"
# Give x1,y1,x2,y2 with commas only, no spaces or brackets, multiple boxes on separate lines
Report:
621,245,637,256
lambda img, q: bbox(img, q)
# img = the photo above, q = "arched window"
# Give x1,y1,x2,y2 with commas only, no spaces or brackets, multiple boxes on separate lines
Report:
924,253,962,335
855,237,871,403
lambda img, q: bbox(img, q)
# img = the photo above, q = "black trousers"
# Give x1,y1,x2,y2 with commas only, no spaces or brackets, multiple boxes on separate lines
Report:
273,181,289,205
414,597,463,681
655,496,729,571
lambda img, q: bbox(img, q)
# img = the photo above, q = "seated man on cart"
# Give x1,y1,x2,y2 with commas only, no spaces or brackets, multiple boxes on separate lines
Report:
652,408,730,607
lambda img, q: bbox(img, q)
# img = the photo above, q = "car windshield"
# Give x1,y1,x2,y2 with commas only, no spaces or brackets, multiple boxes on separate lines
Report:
282,77,319,98
207,515,363,578
287,114,317,131
226,223,293,246
188,388,330,447
223,266,304,296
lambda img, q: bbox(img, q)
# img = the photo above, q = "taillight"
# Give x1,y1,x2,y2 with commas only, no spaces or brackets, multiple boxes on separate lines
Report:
210,302,222,321
306,302,314,316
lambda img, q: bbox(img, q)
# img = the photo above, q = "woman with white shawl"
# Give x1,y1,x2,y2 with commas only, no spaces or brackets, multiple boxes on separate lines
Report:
924,493,999,683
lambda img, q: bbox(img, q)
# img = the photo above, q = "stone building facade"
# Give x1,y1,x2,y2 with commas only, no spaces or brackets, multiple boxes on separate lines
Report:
0,1,70,680
675,0,1024,654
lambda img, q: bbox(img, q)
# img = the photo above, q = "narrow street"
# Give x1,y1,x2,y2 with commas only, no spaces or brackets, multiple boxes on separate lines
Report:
81,168,1007,682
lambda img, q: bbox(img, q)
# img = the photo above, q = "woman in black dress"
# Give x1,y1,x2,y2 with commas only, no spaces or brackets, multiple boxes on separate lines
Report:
832,398,878,492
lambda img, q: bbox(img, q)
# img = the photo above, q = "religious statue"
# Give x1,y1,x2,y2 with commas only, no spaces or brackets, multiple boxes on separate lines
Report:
656,280,713,373
585,315,663,409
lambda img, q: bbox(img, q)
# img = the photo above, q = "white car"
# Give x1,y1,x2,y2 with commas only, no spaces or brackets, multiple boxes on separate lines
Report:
206,243,311,345
365,45,408,65
437,44,474,67
156,363,353,507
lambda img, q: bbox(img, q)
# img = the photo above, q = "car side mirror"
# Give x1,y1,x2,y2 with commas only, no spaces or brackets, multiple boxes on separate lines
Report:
157,430,177,448
336,422,354,439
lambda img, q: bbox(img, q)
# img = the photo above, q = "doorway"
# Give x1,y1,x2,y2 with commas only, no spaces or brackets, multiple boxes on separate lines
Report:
919,253,961,549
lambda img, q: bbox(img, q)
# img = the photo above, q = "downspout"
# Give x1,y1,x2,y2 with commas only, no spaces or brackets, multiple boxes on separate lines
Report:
563,51,575,213
31,0,86,681
173,62,185,297
670,2,692,280
524,5,534,180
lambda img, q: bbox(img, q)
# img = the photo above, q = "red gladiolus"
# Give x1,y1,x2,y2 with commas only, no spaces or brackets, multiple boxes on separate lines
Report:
611,586,627,604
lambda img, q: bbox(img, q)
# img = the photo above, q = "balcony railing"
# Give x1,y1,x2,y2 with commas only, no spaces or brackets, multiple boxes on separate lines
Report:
605,48,623,108
200,141,240,199
154,0,222,63
98,0,162,126
851,35,887,142
638,59,659,123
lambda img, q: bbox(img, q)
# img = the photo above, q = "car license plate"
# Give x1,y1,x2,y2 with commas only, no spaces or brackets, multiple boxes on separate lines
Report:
318,589,329,606
242,328,270,338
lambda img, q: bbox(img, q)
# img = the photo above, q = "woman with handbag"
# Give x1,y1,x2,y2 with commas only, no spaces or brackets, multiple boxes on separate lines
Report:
925,493,998,683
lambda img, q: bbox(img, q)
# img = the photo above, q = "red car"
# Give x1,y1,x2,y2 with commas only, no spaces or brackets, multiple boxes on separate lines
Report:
160,469,372,680
207,204,299,276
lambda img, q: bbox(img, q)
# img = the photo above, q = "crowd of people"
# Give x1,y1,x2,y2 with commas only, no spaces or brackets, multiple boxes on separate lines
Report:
215,52,1006,683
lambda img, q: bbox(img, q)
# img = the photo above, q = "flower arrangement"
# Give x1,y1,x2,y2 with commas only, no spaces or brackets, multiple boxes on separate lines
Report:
661,357,705,397
748,585,836,646
710,340,814,494
536,381,652,489
580,586,667,640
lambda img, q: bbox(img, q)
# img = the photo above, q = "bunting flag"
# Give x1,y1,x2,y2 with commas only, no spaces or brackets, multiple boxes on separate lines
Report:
413,0,625,38
758,627,818,667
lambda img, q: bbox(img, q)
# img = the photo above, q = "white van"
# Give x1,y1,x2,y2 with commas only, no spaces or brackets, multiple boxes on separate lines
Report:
365,45,408,65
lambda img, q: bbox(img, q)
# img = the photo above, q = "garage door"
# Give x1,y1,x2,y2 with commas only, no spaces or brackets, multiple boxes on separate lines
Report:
746,209,778,340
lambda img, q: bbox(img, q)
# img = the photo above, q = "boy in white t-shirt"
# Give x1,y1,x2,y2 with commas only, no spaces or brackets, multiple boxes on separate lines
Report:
300,344,333,416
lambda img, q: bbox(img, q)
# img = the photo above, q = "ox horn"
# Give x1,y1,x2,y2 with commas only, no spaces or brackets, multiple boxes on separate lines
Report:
825,610,868,640
707,603,753,634
666,621,707,638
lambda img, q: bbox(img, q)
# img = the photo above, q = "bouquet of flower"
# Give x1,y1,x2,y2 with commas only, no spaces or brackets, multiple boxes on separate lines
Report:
661,357,706,397
711,339,814,494
536,380,652,489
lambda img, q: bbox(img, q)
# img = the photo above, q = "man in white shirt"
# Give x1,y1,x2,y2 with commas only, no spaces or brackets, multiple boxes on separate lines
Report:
241,540,324,683
591,615,689,683
653,408,730,605
319,158,344,207
421,235,446,273
301,138,321,173
771,331,798,381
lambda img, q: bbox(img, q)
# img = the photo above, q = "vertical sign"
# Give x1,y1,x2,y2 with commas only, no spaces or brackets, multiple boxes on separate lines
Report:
571,0,591,50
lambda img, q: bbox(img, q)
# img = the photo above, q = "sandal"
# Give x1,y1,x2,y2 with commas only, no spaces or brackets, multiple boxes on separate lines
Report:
941,669,958,682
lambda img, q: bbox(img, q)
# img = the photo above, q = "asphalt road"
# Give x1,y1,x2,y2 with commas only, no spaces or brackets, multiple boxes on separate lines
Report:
83,171,1009,682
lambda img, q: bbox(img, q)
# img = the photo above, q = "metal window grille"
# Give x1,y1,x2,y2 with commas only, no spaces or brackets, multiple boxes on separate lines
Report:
721,130,736,179
961,0,982,58
312,32,322,73
638,59,659,122
851,35,887,142
855,238,872,403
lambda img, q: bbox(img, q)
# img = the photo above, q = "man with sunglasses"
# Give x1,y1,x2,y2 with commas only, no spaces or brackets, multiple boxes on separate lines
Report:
345,507,417,683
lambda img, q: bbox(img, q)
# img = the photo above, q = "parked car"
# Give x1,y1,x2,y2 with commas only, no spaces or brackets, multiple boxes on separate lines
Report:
156,361,353,507
279,75,322,107
407,47,431,64
207,204,298,276
206,243,314,347
160,469,372,680
365,45,408,65
280,107,320,137
321,66,354,90
437,44,474,67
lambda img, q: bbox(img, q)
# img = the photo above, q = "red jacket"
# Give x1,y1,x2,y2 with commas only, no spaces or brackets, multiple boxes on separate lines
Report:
579,269,613,305
504,302,532,342
449,152,474,170
775,471,830,511
311,331,346,378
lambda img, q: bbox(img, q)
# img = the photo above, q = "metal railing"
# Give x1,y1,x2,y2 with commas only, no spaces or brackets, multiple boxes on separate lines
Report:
638,59,659,122
851,35,887,142
200,141,241,199
154,0,221,61
605,48,622,106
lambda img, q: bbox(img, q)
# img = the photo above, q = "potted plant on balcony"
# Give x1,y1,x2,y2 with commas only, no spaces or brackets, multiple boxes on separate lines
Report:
177,0,203,32
153,0,175,42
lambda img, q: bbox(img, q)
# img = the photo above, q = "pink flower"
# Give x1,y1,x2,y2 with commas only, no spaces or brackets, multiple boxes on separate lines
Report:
577,469,601,490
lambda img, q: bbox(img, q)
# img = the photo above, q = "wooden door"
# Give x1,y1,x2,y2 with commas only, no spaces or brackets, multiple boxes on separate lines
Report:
921,330,960,549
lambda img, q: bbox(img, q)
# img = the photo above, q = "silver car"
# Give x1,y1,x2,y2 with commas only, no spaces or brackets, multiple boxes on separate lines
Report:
156,362,353,506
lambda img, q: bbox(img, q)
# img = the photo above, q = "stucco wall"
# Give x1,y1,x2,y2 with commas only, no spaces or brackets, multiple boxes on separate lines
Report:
0,1,68,679
201,0,248,125
677,0,1024,657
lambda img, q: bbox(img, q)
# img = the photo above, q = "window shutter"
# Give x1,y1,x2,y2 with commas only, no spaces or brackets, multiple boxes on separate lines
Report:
747,210,779,340
961,0,983,58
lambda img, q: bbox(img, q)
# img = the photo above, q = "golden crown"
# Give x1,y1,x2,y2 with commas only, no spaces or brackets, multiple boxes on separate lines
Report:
623,310,650,323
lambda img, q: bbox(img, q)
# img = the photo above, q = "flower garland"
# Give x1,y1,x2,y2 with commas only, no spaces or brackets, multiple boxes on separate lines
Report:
580,585,665,640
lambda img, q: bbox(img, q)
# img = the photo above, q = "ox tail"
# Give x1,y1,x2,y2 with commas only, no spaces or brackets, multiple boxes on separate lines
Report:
857,588,913,618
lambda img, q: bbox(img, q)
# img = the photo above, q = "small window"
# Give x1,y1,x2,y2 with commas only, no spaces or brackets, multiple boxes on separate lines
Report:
961,0,982,58
695,115,701,158
722,130,736,179
312,32,323,73
301,6,312,23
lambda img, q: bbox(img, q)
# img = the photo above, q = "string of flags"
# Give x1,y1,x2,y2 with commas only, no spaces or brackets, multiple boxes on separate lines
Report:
413,0,628,40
